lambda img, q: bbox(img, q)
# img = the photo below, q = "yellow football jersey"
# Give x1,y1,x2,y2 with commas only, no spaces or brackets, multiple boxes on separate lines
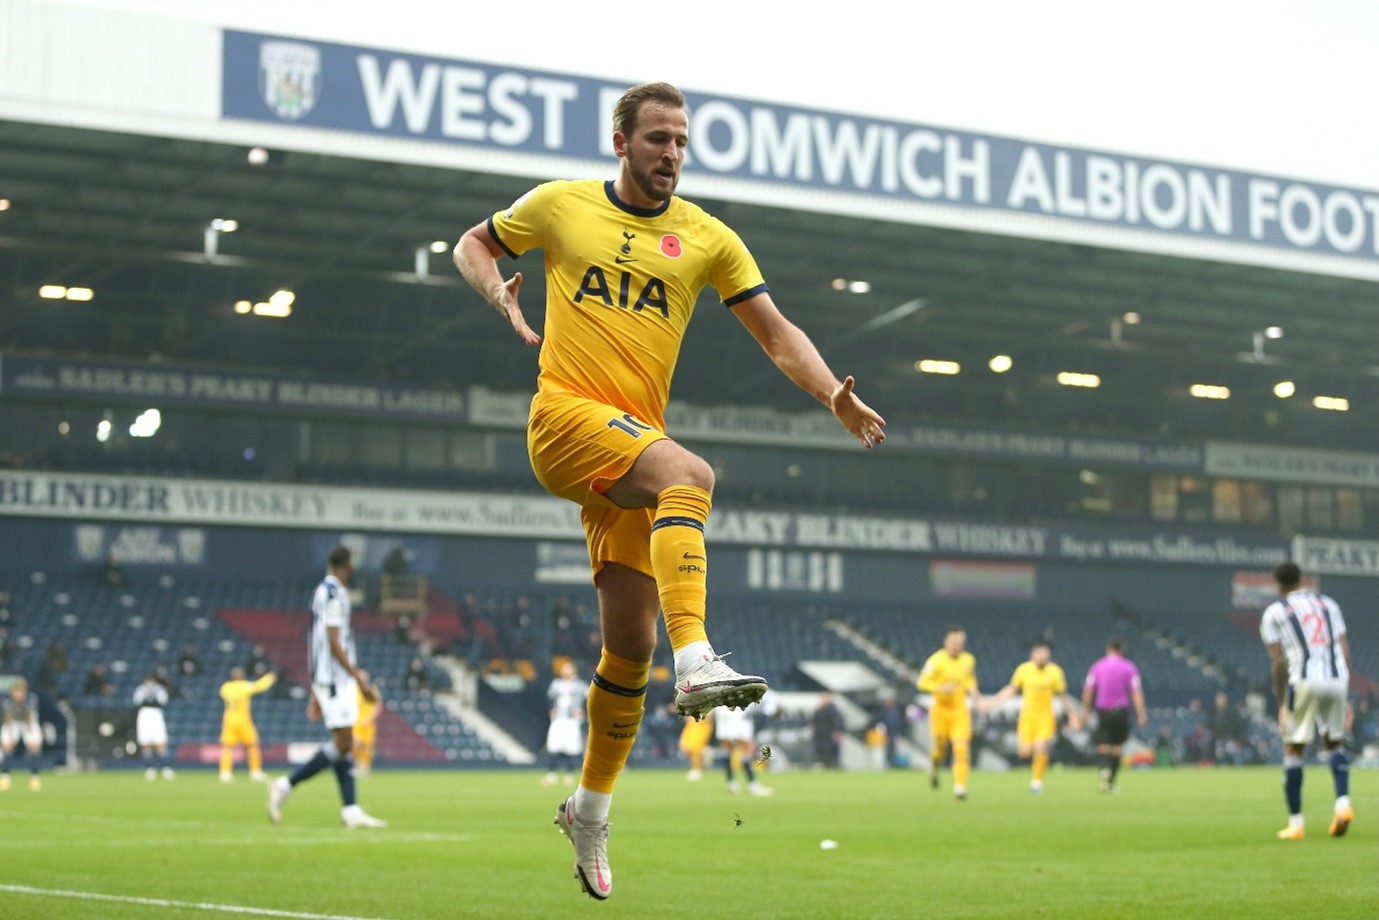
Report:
219,673,275,724
1010,661,1066,716
489,179,767,428
917,650,978,708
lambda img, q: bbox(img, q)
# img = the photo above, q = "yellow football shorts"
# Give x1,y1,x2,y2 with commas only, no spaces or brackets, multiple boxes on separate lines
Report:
929,704,972,741
1017,711,1056,746
220,719,260,748
527,389,669,580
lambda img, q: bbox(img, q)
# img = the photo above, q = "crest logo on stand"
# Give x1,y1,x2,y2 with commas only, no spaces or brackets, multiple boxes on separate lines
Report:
258,41,320,121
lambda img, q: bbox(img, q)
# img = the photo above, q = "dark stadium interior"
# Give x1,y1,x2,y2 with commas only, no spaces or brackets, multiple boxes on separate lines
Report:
2,121,1376,452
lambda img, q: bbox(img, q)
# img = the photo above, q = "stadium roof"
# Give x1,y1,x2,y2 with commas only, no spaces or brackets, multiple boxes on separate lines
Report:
1,121,1376,449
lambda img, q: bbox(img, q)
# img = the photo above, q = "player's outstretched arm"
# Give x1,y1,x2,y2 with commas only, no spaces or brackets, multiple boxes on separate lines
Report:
453,222,541,346
979,684,1016,715
1060,693,1082,731
732,293,885,448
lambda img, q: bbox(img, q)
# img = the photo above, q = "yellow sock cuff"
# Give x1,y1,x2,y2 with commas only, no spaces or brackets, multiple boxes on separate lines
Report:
654,484,712,524
594,649,651,693
652,487,712,652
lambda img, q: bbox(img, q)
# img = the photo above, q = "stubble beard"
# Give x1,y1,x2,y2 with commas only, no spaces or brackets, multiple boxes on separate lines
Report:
629,158,677,203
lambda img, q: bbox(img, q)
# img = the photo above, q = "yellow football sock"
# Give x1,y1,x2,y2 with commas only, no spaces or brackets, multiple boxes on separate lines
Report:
1032,750,1048,783
219,748,233,775
651,485,711,651
248,745,263,774
952,739,970,787
932,737,948,766
352,744,369,771
580,650,650,795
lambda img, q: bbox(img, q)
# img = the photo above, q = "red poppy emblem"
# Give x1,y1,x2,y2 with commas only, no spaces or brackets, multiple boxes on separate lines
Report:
660,235,682,258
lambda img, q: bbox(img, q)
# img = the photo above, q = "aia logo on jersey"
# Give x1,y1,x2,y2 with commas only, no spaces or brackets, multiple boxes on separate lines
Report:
660,235,682,258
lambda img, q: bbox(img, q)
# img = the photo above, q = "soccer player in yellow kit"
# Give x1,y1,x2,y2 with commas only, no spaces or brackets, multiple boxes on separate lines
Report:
980,641,1081,794
353,670,381,777
917,627,978,799
455,81,886,900
218,666,275,782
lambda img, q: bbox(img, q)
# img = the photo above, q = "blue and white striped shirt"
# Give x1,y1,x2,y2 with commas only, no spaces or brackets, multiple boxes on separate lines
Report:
309,574,355,686
1261,590,1348,685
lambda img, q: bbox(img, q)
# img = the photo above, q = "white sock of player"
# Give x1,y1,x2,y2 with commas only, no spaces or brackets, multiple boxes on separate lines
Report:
674,641,713,676
1335,795,1351,812
573,787,611,824
1288,814,1304,829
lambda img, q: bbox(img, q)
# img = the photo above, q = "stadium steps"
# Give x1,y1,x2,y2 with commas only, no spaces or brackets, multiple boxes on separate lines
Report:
821,618,918,683
429,656,536,765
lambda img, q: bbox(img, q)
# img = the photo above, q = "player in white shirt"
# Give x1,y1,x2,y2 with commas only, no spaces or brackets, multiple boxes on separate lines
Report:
132,672,174,780
1259,561,1353,840
268,545,386,829
1,678,44,791
542,660,586,787
712,691,777,796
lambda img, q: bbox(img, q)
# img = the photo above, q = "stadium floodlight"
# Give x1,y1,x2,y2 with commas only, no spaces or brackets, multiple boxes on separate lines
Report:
1265,326,1284,339
129,409,162,438
65,287,94,302
39,285,67,299
915,359,960,375
429,240,449,254
847,280,871,294
256,302,293,320
1122,312,1142,324
1312,395,1349,412
247,146,271,165
1056,371,1101,388
0,198,11,211
988,354,1013,373
1273,380,1295,398
1189,384,1230,400
96,419,112,443
269,289,295,307
234,300,252,314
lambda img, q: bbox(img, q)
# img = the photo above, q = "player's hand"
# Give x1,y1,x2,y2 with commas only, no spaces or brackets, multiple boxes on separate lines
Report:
306,694,321,722
829,376,886,449
1137,711,1147,728
360,681,380,705
497,272,541,346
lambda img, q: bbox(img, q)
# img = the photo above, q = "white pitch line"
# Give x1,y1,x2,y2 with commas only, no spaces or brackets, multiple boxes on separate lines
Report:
0,831,473,849
0,884,391,920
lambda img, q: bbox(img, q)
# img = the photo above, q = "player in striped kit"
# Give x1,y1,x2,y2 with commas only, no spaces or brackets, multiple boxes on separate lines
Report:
1,678,44,791
1260,561,1353,840
541,660,585,787
268,545,386,829
133,672,174,780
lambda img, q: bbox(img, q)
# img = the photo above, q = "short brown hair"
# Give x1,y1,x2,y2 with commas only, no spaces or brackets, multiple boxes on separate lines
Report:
613,82,686,137
327,545,352,569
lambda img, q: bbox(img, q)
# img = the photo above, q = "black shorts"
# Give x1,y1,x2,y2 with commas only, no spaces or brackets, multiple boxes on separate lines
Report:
1094,708,1131,746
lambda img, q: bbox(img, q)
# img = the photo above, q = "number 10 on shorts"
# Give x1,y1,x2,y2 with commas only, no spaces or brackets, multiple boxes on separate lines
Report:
607,414,653,438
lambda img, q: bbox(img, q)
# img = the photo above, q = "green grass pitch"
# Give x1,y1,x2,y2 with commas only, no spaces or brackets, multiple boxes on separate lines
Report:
0,766,1373,919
